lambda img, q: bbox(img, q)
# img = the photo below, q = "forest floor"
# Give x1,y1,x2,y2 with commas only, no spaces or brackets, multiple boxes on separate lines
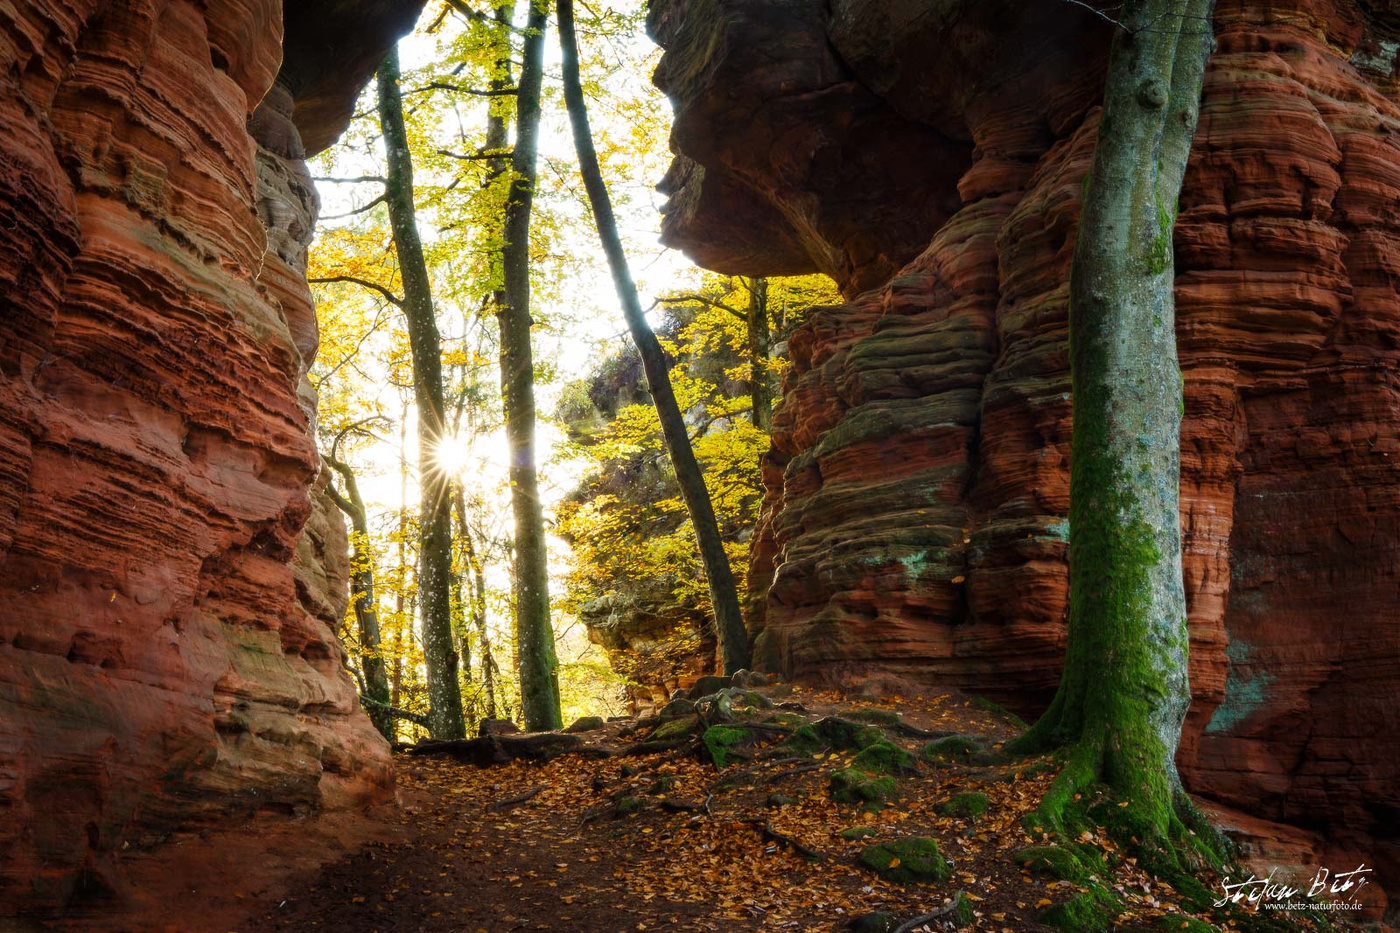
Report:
217,682,1357,933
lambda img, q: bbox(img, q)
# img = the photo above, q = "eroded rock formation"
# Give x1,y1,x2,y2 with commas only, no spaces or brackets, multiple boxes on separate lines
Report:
0,0,421,913
652,0,1400,909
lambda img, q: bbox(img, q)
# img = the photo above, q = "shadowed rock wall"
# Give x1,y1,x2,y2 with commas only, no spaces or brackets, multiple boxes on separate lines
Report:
0,0,421,913
652,0,1400,905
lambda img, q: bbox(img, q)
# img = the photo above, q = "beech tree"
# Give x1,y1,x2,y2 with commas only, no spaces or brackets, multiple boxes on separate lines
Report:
1014,0,1221,883
376,47,467,739
500,1,563,731
557,0,751,675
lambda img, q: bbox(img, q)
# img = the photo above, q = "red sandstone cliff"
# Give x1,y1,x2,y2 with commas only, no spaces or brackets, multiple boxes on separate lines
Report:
652,0,1400,910
0,0,422,914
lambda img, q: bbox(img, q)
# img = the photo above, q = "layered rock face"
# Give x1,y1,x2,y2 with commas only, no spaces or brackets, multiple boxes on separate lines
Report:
0,0,420,913
653,0,1400,904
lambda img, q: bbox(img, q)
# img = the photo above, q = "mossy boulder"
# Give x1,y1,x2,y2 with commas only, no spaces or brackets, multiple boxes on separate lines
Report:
840,826,878,841
857,837,951,884
937,791,990,819
849,708,901,726
852,739,914,775
701,724,754,768
658,697,696,720
921,734,981,762
614,795,641,817
782,717,884,756
651,714,699,741
830,768,896,806
1013,844,1089,882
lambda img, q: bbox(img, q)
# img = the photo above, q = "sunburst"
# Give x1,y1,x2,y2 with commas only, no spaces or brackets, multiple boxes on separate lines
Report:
429,432,475,479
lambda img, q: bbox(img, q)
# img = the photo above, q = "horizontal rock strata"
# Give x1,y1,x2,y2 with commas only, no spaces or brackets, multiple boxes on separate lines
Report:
0,0,421,913
651,0,1400,907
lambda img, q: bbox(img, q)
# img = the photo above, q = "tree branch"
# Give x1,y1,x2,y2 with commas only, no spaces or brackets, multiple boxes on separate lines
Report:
360,694,431,727
312,175,387,185
309,275,403,307
437,147,514,162
442,0,527,33
319,194,387,221
411,81,518,97
659,293,746,323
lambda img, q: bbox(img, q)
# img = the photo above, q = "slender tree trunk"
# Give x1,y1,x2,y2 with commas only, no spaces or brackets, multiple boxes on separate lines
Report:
499,2,562,731
744,277,772,432
475,554,499,719
377,47,466,739
392,402,408,715
324,457,395,742
557,0,751,674
1015,0,1217,868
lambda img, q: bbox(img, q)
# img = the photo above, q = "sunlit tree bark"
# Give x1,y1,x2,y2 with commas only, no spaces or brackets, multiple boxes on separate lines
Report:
499,2,563,730
377,47,465,739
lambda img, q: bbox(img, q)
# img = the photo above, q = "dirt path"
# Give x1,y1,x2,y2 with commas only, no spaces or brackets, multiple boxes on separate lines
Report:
243,689,1021,933
58,685,1349,933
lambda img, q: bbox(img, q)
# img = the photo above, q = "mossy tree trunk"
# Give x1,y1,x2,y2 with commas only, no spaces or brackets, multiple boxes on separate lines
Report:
500,1,562,731
324,455,395,742
556,0,751,675
1015,0,1217,866
377,47,466,739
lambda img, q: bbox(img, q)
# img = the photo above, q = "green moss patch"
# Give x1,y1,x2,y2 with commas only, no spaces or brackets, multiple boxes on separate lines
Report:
921,734,981,762
849,708,901,726
840,826,877,841
857,837,951,884
851,739,913,775
937,791,990,820
949,891,975,927
702,725,755,768
829,769,896,806
651,714,699,741
1013,845,1089,882
1039,885,1120,932
782,717,884,757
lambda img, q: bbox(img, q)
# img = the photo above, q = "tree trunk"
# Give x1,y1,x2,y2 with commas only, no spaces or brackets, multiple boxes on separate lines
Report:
499,2,562,731
324,457,395,742
377,47,465,739
1015,0,1217,869
556,0,751,675
744,277,772,432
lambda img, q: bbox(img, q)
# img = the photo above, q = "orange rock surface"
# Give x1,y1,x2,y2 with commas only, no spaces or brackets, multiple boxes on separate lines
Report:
653,0,1400,905
0,0,420,913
